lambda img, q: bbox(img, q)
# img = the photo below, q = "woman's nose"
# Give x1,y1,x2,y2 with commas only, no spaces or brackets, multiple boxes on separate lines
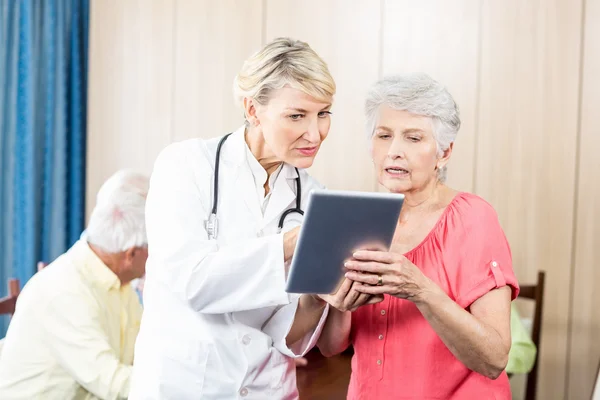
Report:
387,137,405,159
304,119,321,143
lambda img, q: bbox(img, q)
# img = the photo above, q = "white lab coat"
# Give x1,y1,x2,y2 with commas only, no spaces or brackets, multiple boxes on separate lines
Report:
129,126,329,400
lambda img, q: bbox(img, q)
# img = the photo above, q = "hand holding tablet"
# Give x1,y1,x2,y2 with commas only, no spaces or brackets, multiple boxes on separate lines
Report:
285,189,404,295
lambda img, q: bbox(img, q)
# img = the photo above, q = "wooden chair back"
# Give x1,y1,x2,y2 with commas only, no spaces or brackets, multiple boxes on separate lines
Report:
517,270,546,400
0,279,21,316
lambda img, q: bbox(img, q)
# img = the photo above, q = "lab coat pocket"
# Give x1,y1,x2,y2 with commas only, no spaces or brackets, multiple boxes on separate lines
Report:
157,339,210,399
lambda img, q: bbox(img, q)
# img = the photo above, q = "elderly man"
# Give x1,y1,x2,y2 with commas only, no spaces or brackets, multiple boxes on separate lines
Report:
0,170,148,400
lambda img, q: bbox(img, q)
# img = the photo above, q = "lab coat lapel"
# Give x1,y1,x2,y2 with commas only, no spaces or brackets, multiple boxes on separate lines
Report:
261,165,297,229
235,165,263,225
222,127,263,226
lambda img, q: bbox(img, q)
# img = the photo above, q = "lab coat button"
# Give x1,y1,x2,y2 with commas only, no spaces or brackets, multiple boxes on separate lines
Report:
242,334,251,345
240,388,249,397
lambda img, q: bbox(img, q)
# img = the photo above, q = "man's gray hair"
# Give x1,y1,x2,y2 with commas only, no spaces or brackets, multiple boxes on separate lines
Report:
365,73,461,182
86,170,149,253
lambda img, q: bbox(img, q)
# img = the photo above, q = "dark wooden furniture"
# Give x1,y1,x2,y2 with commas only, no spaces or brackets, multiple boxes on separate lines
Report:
0,279,21,316
517,271,546,400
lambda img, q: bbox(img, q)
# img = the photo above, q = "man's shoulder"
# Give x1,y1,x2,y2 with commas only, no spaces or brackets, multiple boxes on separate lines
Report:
24,256,96,307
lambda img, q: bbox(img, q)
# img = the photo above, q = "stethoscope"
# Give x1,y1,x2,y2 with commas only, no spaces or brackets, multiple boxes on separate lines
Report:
205,132,304,240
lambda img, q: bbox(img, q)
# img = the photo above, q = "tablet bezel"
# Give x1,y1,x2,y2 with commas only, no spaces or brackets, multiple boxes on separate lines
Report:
285,189,404,294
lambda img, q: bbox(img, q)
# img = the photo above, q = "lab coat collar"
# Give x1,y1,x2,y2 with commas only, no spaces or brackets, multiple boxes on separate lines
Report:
225,126,301,229
261,164,298,229
221,125,248,166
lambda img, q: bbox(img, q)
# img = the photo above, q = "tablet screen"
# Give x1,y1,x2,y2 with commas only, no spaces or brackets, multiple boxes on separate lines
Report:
285,189,404,294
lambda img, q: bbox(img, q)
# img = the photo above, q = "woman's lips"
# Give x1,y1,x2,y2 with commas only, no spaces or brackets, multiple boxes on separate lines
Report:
297,146,318,156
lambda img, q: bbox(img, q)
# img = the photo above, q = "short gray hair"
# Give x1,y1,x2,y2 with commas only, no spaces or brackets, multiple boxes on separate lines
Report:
365,73,461,182
86,170,149,253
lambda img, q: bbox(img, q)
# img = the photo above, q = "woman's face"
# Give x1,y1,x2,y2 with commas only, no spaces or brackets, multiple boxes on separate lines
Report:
371,105,448,194
251,86,332,169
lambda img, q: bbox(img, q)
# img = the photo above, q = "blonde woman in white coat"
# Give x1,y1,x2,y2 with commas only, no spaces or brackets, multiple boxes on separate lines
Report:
129,38,379,400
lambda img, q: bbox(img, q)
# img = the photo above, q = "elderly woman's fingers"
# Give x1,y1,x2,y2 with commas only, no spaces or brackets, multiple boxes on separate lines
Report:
344,261,388,274
352,250,397,264
318,278,354,308
345,271,380,285
353,283,390,295
349,292,385,311
348,291,371,311
342,284,362,308
332,277,353,296
366,294,384,305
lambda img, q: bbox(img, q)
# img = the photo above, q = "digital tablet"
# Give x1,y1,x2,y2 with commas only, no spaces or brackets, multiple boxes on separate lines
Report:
285,189,404,294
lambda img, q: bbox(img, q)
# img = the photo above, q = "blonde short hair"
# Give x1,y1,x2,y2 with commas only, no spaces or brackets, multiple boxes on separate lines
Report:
233,37,336,118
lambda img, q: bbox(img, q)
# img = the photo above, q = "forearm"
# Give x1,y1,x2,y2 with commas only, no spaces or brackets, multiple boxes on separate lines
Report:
317,308,351,357
44,296,133,399
285,295,327,347
283,229,298,262
152,234,290,313
55,344,132,399
416,291,510,379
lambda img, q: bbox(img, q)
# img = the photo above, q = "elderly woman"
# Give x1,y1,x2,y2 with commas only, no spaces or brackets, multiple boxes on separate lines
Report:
317,74,519,399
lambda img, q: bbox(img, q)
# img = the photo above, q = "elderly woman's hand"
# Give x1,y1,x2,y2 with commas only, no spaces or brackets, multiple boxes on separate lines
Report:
344,250,440,302
318,278,384,312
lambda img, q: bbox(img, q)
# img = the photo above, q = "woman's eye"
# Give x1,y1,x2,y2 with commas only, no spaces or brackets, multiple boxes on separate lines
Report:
318,111,332,118
377,134,391,139
408,136,420,142
289,114,304,120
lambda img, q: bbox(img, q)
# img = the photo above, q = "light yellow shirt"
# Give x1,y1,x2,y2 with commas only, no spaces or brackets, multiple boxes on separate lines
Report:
0,240,142,400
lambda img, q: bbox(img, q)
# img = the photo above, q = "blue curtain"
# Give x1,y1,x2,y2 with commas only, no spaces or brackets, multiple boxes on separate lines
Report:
0,0,89,335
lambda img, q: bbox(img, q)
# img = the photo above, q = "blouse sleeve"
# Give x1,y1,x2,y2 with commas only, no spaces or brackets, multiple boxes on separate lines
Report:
443,195,520,309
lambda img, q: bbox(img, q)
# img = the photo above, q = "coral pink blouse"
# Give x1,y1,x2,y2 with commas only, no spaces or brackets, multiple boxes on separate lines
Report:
348,193,519,400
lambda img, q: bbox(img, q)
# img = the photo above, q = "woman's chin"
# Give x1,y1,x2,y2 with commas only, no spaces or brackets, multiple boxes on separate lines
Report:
288,156,315,170
380,179,410,194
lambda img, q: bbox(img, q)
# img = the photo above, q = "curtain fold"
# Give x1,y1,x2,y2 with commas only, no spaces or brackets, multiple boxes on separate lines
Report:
0,0,89,336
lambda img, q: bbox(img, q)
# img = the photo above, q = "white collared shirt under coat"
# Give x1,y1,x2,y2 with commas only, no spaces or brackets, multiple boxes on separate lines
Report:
129,126,329,400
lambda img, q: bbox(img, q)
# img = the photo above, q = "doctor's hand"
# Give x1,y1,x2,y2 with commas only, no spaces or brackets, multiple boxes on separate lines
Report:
317,278,384,312
283,226,301,262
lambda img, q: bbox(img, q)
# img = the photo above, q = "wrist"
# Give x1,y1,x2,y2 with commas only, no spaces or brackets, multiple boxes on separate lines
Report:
302,294,327,311
311,294,327,307
283,230,298,262
413,280,446,308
